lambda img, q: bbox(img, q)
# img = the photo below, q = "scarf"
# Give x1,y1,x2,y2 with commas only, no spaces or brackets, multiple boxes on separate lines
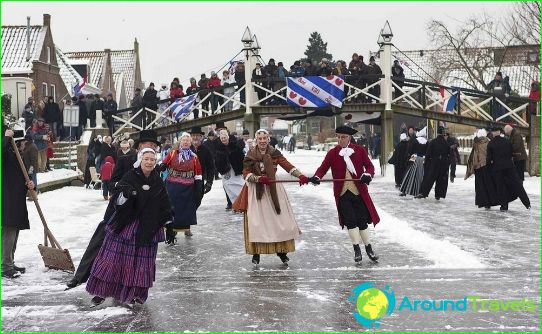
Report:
178,148,195,163
245,146,281,214
339,145,357,176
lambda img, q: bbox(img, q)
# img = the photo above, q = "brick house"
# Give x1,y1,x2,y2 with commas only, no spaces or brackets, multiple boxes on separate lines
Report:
1,14,69,118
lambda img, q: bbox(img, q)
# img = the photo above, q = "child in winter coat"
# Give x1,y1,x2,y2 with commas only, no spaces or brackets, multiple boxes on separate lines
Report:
100,156,115,200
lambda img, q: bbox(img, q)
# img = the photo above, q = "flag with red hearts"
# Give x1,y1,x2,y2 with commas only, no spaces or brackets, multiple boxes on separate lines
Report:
286,75,344,108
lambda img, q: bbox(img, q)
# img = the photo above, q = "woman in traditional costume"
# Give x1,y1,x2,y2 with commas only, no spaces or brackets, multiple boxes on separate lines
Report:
233,129,309,265
162,132,203,240
86,148,172,306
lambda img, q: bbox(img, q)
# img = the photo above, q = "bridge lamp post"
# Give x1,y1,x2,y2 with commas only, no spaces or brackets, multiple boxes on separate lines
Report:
241,27,261,133
378,21,394,176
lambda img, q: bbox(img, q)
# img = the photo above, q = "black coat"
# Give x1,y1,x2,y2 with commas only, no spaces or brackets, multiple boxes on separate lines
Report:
424,135,450,166
93,140,102,158
269,136,278,148
143,88,159,110
100,143,117,162
78,102,88,126
109,167,172,245
111,153,137,185
90,99,105,120
487,135,515,171
2,137,30,230
43,102,61,123
193,144,215,184
214,136,245,175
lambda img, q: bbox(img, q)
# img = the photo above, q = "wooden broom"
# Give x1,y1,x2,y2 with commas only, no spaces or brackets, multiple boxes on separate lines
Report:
10,138,75,272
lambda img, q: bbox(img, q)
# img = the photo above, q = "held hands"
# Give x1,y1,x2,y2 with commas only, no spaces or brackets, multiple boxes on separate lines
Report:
308,176,320,185
360,173,372,185
298,175,309,186
258,176,270,185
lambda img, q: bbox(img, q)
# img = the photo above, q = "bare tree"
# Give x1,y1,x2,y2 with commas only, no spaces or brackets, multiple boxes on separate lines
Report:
504,2,540,45
427,16,500,91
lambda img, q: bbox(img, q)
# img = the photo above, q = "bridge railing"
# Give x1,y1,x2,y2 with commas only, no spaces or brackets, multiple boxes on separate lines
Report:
392,78,536,127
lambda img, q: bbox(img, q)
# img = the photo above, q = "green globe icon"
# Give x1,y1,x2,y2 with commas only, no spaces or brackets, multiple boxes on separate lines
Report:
356,288,389,320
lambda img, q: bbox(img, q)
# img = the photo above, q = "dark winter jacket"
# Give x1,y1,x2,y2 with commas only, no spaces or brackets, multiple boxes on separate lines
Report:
101,143,117,162
43,102,61,123
22,140,39,175
192,144,215,185
103,99,117,120
289,65,305,78
234,70,246,86
366,63,382,84
90,98,105,120
32,124,49,151
111,153,137,185
214,136,245,175
487,135,514,171
2,136,30,230
93,139,102,158
108,167,171,245
424,135,450,166
143,88,159,110
22,103,36,129
78,101,88,127
487,78,511,97
508,129,527,161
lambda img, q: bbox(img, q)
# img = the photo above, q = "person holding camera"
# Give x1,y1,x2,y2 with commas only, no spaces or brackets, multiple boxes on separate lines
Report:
309,126,380,264
85,148,172,306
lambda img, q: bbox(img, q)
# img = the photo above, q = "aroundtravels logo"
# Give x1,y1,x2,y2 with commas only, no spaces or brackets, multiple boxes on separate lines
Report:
348,282,396,328
349,282,537,328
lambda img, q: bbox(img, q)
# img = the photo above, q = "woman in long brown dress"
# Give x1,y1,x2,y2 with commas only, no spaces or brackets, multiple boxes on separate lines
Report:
233,129,309,265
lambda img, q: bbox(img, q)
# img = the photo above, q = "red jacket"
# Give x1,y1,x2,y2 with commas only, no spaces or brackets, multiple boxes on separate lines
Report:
314,143,380,227
207,77,221,88
100,156,115,181
170,87,185,100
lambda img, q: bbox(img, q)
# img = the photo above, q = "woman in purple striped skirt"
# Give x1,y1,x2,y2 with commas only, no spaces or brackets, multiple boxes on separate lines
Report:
86,148,172,306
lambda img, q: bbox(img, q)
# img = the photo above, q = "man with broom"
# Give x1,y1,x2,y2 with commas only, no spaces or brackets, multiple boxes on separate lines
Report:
2,128,35,278
66,129,161,289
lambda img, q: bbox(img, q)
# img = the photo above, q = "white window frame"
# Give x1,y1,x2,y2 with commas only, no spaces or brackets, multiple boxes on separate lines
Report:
50,84,56,102
42,83,48,97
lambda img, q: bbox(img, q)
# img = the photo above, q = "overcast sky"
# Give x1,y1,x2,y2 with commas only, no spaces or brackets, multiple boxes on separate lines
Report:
3,1,509,89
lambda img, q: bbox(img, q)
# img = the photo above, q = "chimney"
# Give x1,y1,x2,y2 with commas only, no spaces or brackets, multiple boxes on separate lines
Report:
26,16,31,61
43,13,51,27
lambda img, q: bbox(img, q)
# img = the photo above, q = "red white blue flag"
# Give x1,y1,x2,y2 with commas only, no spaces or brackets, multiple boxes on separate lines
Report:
287,76,345,108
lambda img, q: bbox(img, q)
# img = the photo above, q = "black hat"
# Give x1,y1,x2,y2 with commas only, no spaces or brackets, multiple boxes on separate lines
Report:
189,126,205,135
149,82,155,87
215,121,227,130
437,126,446,135
133,129,161,147
369,56,375,61
335,125,358,135
207,131,215,137
242,129,250,135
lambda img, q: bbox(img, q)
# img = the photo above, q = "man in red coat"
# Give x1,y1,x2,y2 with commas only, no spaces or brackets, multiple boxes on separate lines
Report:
309,126,380,264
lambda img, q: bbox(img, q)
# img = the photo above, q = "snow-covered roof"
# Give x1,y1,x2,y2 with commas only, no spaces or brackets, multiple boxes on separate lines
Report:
1,25,47,74
55,46,100,98
390,45,539,96
64,49,137,102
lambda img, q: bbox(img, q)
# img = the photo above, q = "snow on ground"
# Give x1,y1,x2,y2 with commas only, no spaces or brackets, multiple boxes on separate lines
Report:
2,149,540,332
36,168,81,184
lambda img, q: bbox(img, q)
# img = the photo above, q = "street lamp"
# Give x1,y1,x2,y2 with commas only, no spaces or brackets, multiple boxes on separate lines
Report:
252,34,261,55
380,20,393,43
241,26,254,48
377,28,384,46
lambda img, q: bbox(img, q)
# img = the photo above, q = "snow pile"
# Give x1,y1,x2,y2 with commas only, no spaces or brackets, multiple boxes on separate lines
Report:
37,168,81,184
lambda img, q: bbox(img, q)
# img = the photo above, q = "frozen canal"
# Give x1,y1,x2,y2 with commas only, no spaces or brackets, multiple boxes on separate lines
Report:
2,150,539,331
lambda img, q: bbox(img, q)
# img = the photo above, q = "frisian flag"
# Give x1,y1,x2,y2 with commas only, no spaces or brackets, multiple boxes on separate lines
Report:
286,76,345,108
171,94,197,121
